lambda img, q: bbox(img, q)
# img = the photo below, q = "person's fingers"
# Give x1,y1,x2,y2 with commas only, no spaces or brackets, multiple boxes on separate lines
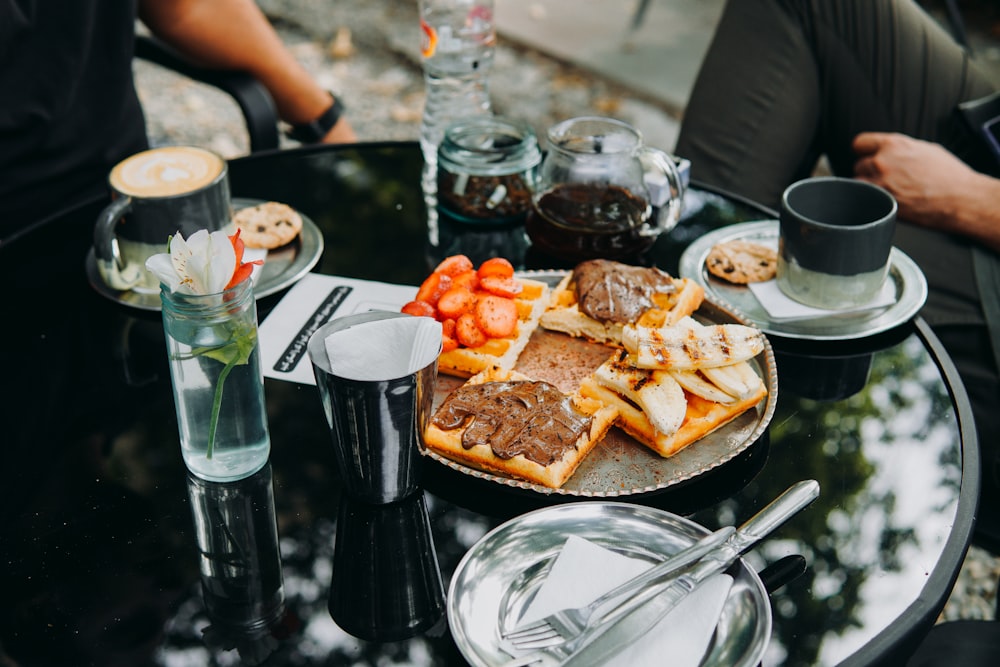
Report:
851,131,885,156
853,156,878,179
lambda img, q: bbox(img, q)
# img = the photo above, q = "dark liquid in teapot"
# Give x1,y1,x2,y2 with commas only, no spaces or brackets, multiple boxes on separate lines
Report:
525,183,654,262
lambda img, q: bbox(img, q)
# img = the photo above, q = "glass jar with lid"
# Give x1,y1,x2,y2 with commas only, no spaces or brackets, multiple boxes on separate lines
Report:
436,116,542,227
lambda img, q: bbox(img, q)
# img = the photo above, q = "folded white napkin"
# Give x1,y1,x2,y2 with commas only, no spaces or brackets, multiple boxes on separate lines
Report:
519,535,733,667
748,278,896,321
324,316,441,381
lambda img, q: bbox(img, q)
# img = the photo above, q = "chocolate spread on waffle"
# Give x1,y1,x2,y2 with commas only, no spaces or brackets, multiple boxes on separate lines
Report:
572,259,676,324
431,380,592,465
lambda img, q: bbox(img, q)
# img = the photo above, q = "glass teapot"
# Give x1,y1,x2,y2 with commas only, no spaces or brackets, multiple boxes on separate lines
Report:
525,116,685,263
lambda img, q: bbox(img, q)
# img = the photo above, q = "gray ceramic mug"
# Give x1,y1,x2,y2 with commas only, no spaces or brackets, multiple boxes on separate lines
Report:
776,176,897,310
93,146,234,292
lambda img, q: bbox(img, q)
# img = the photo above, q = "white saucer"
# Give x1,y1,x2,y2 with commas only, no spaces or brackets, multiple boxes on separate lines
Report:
678,220,928,341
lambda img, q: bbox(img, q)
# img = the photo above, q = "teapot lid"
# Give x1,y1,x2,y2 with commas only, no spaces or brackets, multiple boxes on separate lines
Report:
546,116,642,155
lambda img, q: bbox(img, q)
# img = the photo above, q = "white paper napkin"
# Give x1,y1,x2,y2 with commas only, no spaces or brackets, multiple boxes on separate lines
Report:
324,316,442,381
518,535,733,667
748,278,896,321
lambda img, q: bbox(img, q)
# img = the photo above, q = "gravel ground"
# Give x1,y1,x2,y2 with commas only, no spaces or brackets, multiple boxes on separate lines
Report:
133,0,1000,625
135,0,680,157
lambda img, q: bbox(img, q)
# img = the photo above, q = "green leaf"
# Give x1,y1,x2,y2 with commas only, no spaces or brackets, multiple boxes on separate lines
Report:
196,327,257,366
184,325,258,460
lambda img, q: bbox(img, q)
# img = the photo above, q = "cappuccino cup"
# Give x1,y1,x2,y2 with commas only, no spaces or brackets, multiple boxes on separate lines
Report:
776,177,897,310
93,146,234,292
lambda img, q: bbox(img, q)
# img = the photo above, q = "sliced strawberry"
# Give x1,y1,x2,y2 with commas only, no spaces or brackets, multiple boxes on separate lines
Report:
441,318,456,339
433,254,475,277
475,295,518,338
436,287,477,319
479,275,523,299
451,269,480,292
441,333,459,353
455,312,488,348
401,300,437,318
415,271,452,305
476,257,515,279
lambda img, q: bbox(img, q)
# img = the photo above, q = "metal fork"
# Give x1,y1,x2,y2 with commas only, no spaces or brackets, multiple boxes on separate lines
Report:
500,524,736,651
501,479,820,654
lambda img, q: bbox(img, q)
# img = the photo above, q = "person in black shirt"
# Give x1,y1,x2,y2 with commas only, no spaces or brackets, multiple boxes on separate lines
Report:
0,0,355,240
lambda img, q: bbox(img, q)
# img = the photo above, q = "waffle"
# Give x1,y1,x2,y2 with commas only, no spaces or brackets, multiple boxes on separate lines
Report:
579,348,767,458
423,366,619,488
436,277,550,378
539,262,705,346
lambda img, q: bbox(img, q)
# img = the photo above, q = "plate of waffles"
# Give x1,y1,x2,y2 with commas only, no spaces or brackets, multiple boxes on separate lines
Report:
422,268,777,497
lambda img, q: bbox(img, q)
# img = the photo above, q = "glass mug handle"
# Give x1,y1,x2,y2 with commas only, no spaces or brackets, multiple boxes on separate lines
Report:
93,196,144,290
638,147,686,237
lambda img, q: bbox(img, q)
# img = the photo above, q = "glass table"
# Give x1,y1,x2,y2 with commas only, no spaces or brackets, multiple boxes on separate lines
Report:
0,142,978,667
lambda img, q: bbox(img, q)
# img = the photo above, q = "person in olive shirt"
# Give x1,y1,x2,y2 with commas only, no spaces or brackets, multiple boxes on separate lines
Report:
0,0,355,241
675,0,1000,554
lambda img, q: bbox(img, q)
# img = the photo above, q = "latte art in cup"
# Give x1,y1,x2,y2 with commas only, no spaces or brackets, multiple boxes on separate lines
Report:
94,145,232,293
109,146,225,198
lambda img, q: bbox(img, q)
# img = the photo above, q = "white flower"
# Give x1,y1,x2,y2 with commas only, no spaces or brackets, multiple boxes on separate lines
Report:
146,229,237,295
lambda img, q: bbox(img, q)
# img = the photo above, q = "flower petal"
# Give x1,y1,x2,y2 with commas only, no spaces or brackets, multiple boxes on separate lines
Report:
145,228,244,295
167,232,198,293
204,230,237,293
145,253,183,291
230,229,246,266
225,264,255,290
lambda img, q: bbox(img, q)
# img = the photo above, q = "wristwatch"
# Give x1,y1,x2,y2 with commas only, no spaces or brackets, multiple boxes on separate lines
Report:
286,93,345,144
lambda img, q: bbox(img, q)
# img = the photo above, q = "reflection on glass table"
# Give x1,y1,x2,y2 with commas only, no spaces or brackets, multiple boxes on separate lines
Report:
330,492,446,641
187,464,288,664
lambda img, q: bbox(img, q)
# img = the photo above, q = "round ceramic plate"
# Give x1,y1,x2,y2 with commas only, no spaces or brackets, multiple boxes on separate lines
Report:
85,197,323,311
448,502,771,667
678,220,928,341
423,271,778,497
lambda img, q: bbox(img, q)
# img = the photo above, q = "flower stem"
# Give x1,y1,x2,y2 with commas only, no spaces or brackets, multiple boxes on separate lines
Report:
206,357,238,459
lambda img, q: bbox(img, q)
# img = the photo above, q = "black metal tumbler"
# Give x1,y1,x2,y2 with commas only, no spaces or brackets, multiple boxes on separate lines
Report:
307,311,438,504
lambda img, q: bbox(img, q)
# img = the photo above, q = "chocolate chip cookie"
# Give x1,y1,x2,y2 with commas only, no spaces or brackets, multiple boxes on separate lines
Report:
705,240,777,284
234,201,302,249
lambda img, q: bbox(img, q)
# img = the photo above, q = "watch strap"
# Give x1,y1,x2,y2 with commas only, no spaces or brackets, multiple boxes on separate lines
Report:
286,94,345,144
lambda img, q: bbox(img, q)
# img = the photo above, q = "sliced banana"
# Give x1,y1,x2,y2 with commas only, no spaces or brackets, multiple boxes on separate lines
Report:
673,318,764,398
669,369,738,404
623,321,765,370
701,362,764,400
672,317,765,399
593,357,687,436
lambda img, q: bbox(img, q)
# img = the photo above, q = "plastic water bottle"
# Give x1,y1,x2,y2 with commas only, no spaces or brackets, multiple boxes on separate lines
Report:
418,0,496,245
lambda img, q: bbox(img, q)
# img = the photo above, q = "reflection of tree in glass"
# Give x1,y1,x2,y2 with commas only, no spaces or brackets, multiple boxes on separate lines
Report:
309,148,428,285
692,335,958,666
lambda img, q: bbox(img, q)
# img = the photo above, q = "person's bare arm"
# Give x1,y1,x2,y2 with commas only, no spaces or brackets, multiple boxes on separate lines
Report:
852,131,1000,253
138,0,356,143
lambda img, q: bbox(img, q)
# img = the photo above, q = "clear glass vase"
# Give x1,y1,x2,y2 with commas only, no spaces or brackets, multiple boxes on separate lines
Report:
160,278,270,482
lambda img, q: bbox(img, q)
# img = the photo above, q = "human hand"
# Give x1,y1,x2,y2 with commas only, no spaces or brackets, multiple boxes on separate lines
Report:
322,117,358,144
851,132,978,231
